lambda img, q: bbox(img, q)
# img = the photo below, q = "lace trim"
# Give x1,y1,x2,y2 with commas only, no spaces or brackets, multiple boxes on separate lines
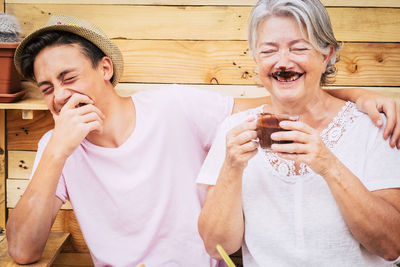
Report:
262,102,360,179
320,102,359,149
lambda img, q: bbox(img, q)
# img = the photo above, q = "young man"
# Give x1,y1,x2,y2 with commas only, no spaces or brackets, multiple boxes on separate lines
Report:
7,15,400,266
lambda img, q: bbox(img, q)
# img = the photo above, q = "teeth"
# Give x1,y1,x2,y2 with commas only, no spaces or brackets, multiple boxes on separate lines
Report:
275,74,300,82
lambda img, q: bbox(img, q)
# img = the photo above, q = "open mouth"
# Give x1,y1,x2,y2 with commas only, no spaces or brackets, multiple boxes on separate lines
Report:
272,70,304,82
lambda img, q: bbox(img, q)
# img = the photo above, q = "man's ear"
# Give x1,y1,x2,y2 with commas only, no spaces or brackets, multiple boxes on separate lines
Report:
99,56,114,82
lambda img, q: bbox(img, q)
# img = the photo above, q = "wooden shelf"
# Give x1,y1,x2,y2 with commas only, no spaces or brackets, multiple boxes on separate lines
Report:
0,84,47,111
0,97,47,110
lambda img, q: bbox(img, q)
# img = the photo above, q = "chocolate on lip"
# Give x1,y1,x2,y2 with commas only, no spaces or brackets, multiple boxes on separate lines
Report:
272,70,303,79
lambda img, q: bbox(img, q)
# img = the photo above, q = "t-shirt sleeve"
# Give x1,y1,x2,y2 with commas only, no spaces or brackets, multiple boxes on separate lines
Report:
197,107,260,189
173,84,234,150
196,117,230,189
30,130,69,203
196,108,255,189
362,116,400,191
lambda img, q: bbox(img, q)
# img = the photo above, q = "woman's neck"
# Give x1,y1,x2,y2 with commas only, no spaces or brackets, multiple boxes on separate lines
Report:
267,89,346,132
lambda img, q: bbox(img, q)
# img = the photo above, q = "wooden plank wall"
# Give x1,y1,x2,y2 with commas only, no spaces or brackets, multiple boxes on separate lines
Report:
0,0,5,233
4,1,400,266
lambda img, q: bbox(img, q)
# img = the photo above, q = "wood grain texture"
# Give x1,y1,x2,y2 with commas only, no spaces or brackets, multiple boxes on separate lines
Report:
5,40,400,87
52,253,93,267
6,5,400,42
7,5,249,40
7,110,53,151
117,40,400,86
0,111,5,229
0,0,4,12
5,0,400,7
322,0,400,7
6,179,72,209
0,232,70,266
118,40,255,85
338,43,400,87
0,99,47,111
8,150,36,179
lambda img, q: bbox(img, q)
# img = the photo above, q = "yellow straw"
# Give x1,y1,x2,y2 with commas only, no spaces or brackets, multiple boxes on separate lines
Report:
216,244,236,267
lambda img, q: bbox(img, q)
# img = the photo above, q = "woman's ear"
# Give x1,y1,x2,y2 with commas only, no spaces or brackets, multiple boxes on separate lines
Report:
99,56,114,82
322,45,335,70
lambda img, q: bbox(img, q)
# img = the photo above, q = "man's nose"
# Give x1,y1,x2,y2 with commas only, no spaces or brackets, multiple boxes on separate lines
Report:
53,86,72,107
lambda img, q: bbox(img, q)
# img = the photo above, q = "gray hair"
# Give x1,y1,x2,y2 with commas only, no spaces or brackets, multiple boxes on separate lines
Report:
248,0,342,85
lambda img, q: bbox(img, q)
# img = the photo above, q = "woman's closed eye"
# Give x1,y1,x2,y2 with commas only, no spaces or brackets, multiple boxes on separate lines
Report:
260,49,277,54
292,47,308,51
291,47,310,54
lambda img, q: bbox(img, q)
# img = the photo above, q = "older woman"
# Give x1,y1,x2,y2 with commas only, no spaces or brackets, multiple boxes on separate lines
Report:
197,0,400,266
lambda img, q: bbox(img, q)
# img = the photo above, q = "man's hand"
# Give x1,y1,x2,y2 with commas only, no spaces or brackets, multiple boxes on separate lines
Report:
50,93,105,157
355,93,400,149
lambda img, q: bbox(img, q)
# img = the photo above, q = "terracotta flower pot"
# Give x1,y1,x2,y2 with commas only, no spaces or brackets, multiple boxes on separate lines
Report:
0,42,21,95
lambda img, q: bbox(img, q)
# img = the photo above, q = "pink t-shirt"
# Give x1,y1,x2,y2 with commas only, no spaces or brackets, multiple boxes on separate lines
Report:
32,85,233,267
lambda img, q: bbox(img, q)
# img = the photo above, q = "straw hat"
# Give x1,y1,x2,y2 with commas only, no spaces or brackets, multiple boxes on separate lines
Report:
14,14,123,86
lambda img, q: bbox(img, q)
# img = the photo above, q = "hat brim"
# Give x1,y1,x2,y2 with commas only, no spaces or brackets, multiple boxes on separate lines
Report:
14,24,124,87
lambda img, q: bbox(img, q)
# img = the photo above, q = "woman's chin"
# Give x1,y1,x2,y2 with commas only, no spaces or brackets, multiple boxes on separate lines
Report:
270,86,305,103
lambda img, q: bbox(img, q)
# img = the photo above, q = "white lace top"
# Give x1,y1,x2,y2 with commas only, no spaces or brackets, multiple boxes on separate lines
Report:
263,101,359,180
197,102,400,266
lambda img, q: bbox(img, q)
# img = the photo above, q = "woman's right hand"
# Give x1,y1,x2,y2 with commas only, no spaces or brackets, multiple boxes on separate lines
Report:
224,117,259,171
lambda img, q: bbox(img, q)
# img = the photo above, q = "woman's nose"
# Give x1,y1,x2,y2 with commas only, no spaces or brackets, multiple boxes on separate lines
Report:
275,50,291,68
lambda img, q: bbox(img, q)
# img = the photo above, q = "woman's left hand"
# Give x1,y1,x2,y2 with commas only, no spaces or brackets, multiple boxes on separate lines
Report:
355,93,400,149
270,120,337,176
